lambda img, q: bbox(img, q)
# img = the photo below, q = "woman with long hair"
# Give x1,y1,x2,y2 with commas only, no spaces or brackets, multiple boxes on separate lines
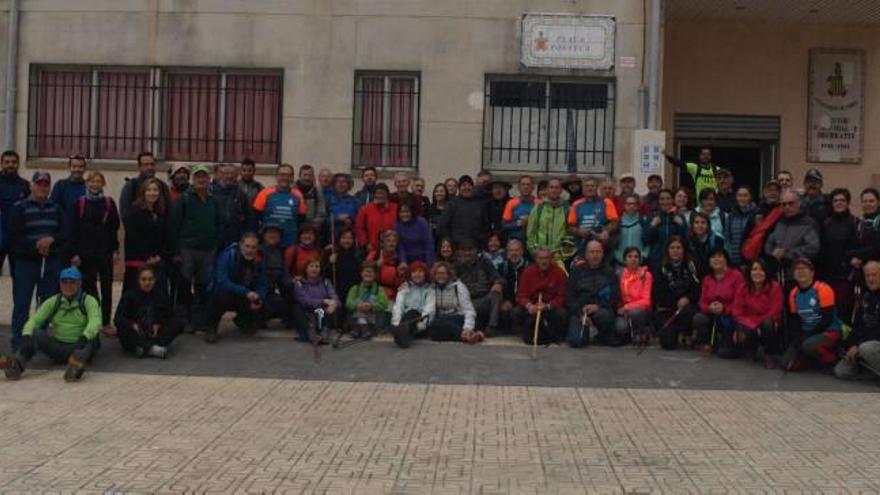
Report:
693,248,745,354
654,236,701,350
730,259,783,367
396,203,435,265
114,266,182,359
428,183,449,242
123,178,168,294
689,211,725,279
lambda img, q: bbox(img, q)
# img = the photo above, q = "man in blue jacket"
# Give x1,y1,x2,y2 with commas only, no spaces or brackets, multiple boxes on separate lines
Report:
7,171,67,352
50,155,88,219
204,232,267,344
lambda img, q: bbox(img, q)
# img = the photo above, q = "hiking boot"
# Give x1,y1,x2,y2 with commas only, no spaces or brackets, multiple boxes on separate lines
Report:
392,325,412,349
0,355,23,381
462,330,480,344
147,345,168,359
64,356,86,382
204,332,219,344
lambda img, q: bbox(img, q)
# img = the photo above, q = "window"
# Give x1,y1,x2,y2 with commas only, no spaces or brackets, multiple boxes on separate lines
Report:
482,77,615,174
352,72,420,169
28,65,282,163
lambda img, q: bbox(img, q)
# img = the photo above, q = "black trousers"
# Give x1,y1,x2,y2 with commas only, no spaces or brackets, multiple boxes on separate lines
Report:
656,304,697,350
116,319,183,355
18,328,100,368
206,290,261,335
427,314,466,341
80,256,114,326
392,309,424,338
512,306,567,345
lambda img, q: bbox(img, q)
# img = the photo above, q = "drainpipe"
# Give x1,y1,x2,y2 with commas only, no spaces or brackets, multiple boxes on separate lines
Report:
647,0,661,130
4,0,19,150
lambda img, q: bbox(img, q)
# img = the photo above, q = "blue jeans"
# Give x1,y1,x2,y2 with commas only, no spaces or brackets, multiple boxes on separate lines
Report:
11,256,61,351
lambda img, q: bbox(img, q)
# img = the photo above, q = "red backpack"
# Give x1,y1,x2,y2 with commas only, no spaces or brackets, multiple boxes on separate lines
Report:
741,205,784,263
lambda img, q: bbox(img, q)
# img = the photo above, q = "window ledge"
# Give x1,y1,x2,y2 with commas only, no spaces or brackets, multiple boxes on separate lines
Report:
26,158,280,174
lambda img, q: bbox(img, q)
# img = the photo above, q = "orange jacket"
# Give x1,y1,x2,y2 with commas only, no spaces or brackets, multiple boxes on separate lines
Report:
619,266,653,311
355,202,398,250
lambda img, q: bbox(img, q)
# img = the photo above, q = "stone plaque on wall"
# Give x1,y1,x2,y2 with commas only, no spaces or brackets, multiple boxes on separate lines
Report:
521,14,615,70
807,48,865,164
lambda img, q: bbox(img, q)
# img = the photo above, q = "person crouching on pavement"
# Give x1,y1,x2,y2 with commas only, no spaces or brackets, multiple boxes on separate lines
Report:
391,261,435,348
0,267,100,382
427,261,481,344
836,260,880,379
345,262,391,337
781,257,843,372
513,247,567,345
616,247,653,346
293,257,340,345
566,240,619,347
729,259,782,368
454,239,505,336
259,222,298,329
114,266,182,359
204,232,267,344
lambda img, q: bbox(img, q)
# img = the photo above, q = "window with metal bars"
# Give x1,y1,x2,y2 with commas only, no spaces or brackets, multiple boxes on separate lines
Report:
352,72,420,170
482,77,615,174
28,65,282,163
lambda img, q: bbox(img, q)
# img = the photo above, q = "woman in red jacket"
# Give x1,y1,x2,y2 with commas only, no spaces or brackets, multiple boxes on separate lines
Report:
355,184,397,252
693,248,745,354
730,259,782,368
615,247,653,346
366,230,405,300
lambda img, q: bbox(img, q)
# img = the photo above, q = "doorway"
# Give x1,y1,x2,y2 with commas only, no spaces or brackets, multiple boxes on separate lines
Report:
676,140,776,197
673,114,780,198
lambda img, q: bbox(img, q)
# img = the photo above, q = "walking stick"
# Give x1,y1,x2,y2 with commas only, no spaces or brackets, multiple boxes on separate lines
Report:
531,293,543,360
329,218,340,330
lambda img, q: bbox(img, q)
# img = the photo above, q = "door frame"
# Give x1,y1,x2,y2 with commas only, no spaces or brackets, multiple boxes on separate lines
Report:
674,138,778,191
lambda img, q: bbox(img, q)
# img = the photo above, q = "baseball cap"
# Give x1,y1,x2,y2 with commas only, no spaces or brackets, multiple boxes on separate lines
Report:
170,164,191,176
191,164,212,176
31,171,51,184
60,267,82,281
618,173,635,182
804,168,823,182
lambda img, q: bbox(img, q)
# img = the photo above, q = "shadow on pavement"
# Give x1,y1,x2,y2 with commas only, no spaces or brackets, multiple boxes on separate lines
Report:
3,327,877,392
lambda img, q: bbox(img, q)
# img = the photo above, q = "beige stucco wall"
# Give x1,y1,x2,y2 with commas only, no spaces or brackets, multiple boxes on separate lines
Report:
0,0,648,197
662,20,880,193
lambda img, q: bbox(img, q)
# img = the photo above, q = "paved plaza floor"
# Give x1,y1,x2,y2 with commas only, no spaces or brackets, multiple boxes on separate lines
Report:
0,277,879,493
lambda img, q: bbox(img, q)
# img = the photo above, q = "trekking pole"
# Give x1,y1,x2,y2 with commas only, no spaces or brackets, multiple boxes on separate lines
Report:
531,293,543,360
312,308,325,362
329,218,340,330
779,268,788,350
709,317,718,350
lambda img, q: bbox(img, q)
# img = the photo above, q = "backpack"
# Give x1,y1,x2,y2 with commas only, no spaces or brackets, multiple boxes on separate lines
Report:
741,205,784,263
77,196,112,225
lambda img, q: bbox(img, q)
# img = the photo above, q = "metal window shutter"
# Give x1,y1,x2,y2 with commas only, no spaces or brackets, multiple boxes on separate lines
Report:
674,114,780,141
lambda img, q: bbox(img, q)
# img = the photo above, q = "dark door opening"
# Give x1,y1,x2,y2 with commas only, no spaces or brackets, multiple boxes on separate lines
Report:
676,140,776,200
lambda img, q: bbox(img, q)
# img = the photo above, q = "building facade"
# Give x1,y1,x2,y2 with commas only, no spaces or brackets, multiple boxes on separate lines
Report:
0,0,649,195
0,0,876,198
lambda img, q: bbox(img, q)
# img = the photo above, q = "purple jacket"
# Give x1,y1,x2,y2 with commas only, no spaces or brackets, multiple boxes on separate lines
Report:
396,217,435,265
294,277,340,310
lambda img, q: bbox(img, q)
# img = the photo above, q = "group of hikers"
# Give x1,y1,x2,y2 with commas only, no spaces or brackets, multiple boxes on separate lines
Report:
0,147,878,383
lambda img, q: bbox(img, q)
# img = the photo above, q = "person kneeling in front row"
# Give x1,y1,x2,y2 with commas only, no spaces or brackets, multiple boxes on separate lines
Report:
427,262,483,344
114,266,182,359
567,240,619,347
835,260,880,379
513,247,567,345
391,261,435,348
0,267,100,382
204,232,267,344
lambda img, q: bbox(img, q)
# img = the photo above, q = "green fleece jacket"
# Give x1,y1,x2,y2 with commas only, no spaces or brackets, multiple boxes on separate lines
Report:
169,189,220,254
345,282,390,313
23,293,101,343
525,201,568,256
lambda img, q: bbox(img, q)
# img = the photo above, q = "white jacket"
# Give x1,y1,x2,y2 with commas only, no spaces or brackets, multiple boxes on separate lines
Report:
391,282,436,326
433,280,477,331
